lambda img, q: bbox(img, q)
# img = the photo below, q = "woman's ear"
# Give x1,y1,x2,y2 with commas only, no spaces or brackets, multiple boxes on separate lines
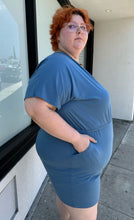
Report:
57,34,60,43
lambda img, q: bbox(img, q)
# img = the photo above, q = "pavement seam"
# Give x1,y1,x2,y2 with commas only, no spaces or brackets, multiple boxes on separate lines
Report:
109,163,134,174
25,175,49,220
121,123,134,145
113,122,131,154
99,202,134,219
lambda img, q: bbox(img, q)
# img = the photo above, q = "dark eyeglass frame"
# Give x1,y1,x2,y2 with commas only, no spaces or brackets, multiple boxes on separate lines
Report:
63,22,90,33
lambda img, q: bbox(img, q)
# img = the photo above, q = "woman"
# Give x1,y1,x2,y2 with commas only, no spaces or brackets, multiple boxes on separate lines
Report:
25,6,113,220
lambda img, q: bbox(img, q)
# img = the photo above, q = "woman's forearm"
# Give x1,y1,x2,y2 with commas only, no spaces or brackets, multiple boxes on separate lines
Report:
33,106,80,145
25,98,81,148
25,97,96,152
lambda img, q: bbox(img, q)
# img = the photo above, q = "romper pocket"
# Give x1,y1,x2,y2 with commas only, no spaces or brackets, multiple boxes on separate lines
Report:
74,141,93,156
72,140,108,174
71,142,95,170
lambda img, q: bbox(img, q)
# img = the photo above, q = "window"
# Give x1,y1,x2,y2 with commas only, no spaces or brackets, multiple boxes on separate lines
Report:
0,0,39,180
0,0,31,146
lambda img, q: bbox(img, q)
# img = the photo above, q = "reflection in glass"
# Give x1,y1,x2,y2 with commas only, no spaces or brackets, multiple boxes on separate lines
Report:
0,0,21,91
0,0,31,146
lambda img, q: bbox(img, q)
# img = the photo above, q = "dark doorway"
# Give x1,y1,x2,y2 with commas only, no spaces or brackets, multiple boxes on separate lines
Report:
86,20,94,75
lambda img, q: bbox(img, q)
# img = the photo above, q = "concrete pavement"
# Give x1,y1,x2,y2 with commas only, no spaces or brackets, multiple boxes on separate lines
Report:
98,120,134,220
26,119,134,220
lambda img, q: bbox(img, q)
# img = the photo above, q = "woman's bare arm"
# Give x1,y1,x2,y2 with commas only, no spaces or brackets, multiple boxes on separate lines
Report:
24,97,96,153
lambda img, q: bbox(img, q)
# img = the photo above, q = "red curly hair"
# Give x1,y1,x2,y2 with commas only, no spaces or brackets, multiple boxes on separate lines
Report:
50,5,93,51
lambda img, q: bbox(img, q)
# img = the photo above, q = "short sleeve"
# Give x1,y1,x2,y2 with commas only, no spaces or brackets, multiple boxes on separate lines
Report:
25,55,72,110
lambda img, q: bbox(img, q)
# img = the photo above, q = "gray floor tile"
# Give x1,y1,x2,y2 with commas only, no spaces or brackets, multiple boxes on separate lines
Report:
112,119,130,152
97,203,134,220
111,143,134,172
31,179,60,220
100,164,134,218
122,123,134,146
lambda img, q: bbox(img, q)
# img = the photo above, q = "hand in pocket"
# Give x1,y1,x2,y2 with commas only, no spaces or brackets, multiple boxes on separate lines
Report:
72,134,97,153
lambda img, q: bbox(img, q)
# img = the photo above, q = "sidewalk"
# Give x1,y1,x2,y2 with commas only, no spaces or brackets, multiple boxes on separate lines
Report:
26,119,134,220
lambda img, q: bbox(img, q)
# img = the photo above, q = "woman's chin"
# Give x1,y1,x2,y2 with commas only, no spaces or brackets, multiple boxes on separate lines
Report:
74,42,85,49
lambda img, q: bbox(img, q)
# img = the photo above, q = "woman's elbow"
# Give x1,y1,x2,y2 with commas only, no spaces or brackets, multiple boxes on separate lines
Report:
24,98,35,118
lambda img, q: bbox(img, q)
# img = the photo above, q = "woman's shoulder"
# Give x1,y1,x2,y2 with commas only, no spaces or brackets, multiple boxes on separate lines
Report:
31,52,73,84
38,52,70,69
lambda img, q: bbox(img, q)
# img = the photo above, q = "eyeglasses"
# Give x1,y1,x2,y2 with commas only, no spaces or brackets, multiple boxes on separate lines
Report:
64,23,90,33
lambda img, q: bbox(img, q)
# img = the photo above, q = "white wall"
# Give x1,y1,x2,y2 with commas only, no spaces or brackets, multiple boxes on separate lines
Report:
36,0,60,62
0,147,46,220
0,1,60,220
93,18,134,120
79,48,86,68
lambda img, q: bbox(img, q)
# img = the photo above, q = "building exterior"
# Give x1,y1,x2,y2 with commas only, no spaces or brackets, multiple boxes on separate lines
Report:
0,0,133,220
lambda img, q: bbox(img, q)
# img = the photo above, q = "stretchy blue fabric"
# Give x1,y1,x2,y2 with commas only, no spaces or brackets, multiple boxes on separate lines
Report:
25,52,113,208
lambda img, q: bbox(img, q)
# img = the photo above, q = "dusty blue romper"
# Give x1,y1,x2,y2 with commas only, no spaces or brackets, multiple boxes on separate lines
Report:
25,52,113,208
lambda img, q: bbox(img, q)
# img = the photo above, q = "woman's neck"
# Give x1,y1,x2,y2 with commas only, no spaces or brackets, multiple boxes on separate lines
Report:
57,48,80,63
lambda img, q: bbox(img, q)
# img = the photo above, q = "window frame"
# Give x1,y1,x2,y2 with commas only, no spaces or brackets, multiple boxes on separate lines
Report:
0,0,39,180
57,0,73,7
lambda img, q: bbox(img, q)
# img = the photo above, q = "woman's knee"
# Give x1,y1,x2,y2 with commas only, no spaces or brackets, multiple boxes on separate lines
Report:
56,195,98,220
67,203,98,220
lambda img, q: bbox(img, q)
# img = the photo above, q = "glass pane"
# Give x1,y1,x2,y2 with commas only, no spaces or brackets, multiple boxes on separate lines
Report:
0,0,31,146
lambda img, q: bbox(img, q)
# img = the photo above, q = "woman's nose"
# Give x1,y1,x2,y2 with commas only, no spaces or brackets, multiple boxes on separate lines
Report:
76,27,82,34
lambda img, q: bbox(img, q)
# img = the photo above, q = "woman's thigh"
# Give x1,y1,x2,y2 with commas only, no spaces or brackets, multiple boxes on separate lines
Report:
57,196,98,220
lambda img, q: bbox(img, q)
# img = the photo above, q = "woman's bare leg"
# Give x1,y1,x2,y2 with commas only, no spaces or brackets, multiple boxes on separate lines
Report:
68,203,98,220
56,194,98,220
56,195,70,220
